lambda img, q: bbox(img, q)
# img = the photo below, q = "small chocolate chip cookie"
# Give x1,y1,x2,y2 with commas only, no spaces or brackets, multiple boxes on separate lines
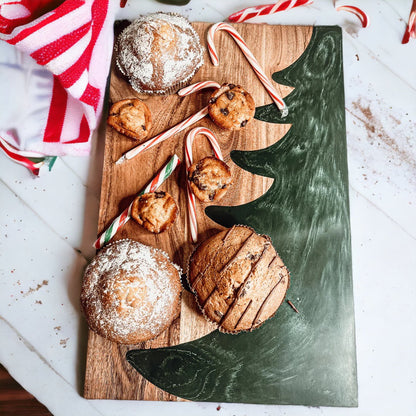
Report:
107,98,152,141
188,156,232,202
131,191,178,233
208,83,255,130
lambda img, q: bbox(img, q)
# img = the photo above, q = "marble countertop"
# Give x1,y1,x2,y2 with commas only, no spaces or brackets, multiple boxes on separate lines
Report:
1,0,415,415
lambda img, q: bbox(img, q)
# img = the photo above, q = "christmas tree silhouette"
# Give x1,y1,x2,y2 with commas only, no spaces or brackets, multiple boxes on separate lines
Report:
127,27,357,407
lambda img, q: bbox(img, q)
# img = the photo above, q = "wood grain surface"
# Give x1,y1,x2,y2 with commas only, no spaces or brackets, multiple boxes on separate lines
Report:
83,22,313,401
0,365,52,416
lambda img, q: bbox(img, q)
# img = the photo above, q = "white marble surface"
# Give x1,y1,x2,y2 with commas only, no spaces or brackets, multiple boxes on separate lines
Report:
1,0,415,415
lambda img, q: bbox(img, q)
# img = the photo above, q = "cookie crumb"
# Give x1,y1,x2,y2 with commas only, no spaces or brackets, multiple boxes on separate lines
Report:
60,338,69,348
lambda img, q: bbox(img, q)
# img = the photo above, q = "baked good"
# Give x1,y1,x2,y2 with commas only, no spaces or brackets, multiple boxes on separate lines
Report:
131,191,178,233
188,156,232,202
81,239,181,344
208,83,255,130
107,98,152,141
116,12,204,95
188,225,289,333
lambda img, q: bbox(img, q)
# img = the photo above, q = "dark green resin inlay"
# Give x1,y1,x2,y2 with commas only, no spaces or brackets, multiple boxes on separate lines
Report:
127,26,358,407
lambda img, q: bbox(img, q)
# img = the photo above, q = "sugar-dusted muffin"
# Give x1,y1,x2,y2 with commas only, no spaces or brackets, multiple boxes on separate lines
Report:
107,98,152,141
81,239,182,344
116,12,204,95
188,225,289,333
131,191,178,234
208,83,255,130
188,156,232,202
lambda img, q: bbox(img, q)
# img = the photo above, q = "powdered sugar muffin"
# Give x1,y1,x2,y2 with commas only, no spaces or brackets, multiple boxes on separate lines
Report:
81,239,181,344
116,12,204,95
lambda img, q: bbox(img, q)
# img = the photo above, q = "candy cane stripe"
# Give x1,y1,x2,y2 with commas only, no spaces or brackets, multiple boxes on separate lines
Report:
228,0,313,23
178,81,221,96
402,10,416,44
336,5,370,28
0,135,44,175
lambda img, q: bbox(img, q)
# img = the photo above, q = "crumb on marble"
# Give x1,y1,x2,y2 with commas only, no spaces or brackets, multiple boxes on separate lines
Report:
60,338,69,348
22,280,49,297
350,99,415,171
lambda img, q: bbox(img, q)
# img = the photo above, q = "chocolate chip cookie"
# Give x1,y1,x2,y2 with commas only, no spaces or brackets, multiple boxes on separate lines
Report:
131,191,178,233
107,98,152,141
188,156,232,202
208,83,255,130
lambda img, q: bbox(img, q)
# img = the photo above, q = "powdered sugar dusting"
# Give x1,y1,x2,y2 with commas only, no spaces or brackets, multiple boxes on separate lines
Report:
81,239,181,344
116,12,204,94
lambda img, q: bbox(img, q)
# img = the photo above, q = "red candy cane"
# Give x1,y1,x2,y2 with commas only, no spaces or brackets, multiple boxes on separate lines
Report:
228,0,314,23
115,82,221,165
207,22,288,117
178,80,221,97
336,5,370,28
185,127,223,243
0,134,44,176
402,0,416,44
116,106,209,165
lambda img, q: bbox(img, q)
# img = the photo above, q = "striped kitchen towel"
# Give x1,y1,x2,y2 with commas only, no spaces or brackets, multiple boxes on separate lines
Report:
0,0,117,175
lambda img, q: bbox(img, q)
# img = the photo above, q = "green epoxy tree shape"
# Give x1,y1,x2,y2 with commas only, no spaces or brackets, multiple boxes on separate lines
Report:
127,26,358,407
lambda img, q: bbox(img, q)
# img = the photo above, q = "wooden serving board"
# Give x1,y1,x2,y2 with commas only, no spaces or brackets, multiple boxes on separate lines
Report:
83,22,313,401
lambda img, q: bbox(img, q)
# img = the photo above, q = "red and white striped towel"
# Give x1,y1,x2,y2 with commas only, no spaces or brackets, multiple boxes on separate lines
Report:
0,0,117,173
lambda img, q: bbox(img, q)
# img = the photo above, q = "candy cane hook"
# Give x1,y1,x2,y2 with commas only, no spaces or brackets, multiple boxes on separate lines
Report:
207,22,288,117
178,80,221,97
336,5,370,28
